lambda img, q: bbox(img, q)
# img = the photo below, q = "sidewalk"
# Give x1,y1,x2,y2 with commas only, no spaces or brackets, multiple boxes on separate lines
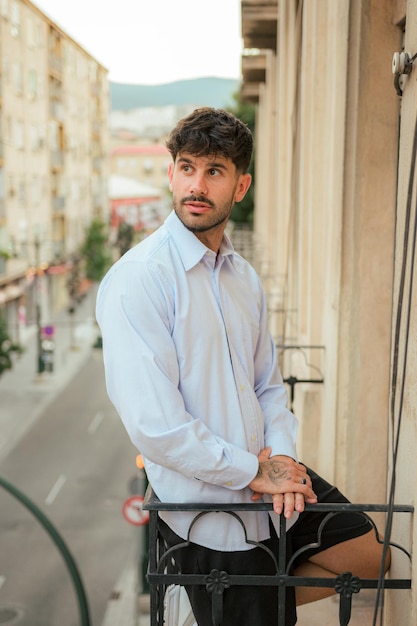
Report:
0,291,100,464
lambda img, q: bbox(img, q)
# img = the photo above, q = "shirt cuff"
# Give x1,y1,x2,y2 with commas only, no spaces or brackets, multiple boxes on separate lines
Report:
222,447,260,490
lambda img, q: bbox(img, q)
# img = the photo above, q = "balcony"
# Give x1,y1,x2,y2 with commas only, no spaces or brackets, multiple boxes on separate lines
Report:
241,0,278,51
49,100,64,122
92,157,102,172
91,120,101,135
52,196,66,212
91,82,101,97
48,53,63,75
144,489,413,626
241,52,267,103
50,150,64,169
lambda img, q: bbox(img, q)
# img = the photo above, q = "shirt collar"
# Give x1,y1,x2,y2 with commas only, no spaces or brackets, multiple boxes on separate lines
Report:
164,211,236,271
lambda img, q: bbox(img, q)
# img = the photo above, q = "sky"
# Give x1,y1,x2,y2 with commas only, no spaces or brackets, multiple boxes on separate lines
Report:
33,0,243,85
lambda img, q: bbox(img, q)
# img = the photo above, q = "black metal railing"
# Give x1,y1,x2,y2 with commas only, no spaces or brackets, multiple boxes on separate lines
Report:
143,488,413,626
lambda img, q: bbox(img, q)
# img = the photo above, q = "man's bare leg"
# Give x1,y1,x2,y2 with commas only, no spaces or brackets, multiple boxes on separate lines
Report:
294,530,391,606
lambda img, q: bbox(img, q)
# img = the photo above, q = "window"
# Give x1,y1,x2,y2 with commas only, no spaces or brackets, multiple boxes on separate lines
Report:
27,69,37,100
29,124,38,151
48,121,59,151
3,56,10,83
0,0,9,20
143,159,153,173
27,17,36,48
17,177,26,205
117,158,126,171
10,0,20,36
37,75,45,99
12,61,23,95
0,168,5,200
15,120,24,150
36,20,44,47
5,117,11,145
31,176,41,205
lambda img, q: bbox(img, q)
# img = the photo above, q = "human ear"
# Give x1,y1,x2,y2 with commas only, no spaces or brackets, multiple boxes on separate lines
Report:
234,173,252,203
168,162,174,191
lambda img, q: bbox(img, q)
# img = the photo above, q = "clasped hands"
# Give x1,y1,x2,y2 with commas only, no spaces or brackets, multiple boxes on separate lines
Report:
248,447,317,518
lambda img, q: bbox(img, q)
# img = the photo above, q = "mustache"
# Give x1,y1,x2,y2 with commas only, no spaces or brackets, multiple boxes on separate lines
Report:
181,195,215,208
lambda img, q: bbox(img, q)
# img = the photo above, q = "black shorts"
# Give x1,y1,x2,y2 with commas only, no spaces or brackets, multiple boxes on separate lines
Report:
158,467,373,626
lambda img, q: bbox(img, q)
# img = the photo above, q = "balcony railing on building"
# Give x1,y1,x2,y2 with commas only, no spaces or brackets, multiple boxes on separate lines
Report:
52,196,65,212
48,53,63,75
50,150,64,169
49,100,64,122
143,489,413,626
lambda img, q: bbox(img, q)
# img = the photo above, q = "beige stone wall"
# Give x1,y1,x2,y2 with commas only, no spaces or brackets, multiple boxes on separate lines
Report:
250,1,415,618
254,0,400,492
385,0,417,620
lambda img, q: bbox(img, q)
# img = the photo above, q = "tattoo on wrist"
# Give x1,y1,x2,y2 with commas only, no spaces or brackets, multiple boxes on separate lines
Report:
267,461,290,484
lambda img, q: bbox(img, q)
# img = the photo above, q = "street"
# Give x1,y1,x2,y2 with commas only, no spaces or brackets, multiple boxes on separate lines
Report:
0,352,145,626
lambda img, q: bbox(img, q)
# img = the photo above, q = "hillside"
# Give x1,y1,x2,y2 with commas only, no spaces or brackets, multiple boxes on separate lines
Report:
110,77,240,111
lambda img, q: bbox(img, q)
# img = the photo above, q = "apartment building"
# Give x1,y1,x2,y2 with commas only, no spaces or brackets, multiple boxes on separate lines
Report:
110,144,171,194
239,0,415,622
0,0,109,340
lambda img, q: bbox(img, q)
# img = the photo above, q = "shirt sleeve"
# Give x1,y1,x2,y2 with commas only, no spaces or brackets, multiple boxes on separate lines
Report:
96,259,259,490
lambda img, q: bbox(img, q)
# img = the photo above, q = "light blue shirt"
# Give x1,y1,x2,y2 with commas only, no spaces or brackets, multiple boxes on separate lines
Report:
96,211,298,550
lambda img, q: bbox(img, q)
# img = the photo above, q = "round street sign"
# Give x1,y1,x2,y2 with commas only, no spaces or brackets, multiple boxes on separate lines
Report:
122,495,150,526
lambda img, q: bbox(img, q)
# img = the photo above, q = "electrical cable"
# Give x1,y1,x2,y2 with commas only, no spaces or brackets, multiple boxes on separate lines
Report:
372,93,417,626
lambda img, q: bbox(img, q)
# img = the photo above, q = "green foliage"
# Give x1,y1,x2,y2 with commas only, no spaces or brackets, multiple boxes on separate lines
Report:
116,222,134,258
227,92,256,224
0,311,22,377
67,255,81,301
80,219,112,282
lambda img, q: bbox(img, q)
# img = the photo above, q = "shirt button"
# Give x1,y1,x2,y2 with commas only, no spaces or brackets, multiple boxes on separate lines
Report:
239,384,245,391
226,481,233,487
251,434,256,442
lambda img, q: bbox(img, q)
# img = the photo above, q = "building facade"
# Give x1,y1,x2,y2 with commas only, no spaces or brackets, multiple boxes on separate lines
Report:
110,144,171,194
0,0,109,341
240,0,415,622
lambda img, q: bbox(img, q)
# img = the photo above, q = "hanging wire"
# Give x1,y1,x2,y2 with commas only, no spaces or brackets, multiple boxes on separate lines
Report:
372,93,417,626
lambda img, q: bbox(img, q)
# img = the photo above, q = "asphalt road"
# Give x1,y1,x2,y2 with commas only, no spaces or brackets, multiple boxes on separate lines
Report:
0,352,145,626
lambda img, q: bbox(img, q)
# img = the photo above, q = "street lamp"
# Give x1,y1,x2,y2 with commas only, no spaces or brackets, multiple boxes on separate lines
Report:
33,236,54,375
34,236,44,375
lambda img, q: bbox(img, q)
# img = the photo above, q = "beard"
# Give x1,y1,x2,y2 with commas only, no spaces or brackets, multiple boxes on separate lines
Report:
172,193,235,234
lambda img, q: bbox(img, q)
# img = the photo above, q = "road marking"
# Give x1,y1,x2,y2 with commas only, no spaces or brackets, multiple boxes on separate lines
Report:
45,474,67,506
88,411,104,434
0,575,5,590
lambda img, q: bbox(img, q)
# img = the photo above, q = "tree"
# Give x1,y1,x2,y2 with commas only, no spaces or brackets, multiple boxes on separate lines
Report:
0,311,22,377
227,92,256,224
80,219,112,283
116,222,134,258
80,219,112,349
66,254,82,307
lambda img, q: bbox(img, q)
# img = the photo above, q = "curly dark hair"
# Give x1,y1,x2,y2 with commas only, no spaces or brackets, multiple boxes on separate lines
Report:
166,107,253,174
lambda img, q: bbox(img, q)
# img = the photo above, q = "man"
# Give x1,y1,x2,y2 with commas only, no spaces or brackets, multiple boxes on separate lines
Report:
96,108,389,625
